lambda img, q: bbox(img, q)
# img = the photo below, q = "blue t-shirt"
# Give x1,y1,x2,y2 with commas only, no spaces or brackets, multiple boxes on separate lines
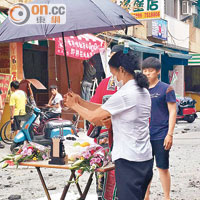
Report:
149,81,176,140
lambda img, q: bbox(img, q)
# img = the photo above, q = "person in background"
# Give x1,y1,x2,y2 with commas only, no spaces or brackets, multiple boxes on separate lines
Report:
45,85,63,119
64,50,153,200
88,45,125,199
89,75,117,200
0,89,5,149
81,59,96,101
10,81,27,134
91,54,106,84
142,57,177,200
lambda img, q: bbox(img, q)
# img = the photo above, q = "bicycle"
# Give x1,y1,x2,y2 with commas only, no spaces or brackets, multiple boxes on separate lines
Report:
0,114,31,145
0,120,16,144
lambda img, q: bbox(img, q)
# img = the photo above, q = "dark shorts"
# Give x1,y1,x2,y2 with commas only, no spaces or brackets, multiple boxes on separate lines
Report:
11,116,22,131
151,139,170,169
115,158,153,200
11,115,30,131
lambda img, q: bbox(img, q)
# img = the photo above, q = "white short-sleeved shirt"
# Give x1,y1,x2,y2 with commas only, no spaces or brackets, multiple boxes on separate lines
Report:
51,93,63,113
101,80,152,162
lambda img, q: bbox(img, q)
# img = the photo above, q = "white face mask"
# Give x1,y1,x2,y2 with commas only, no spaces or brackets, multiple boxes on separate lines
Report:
113,75,123,89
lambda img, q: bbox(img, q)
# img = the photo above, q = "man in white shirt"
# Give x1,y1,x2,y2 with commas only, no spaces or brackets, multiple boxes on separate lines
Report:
45,85,63,119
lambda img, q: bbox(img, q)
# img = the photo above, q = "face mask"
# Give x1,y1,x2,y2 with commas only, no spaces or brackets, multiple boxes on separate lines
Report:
113,76,123,89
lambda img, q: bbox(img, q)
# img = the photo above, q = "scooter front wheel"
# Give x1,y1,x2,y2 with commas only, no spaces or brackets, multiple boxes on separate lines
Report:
186,114,195,123
10,142,23,153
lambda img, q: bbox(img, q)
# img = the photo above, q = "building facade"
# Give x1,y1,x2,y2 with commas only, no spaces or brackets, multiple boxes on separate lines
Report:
129,0,200,98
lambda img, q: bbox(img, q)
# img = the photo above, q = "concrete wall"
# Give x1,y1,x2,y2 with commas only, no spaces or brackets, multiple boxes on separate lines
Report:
132,21,148,40
172,65,184,97
164,15,189,49
189,23,200,53
48,40,84,121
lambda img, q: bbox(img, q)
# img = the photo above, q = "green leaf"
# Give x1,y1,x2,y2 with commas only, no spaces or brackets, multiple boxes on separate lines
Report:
69,165,79,170
71,159,84,167
2,163,9,169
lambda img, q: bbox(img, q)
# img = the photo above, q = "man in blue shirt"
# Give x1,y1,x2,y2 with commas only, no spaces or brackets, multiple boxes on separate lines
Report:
142,57,177,200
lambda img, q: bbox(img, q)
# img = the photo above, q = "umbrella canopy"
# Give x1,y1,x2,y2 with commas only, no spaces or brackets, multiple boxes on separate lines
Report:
51,34,106,60
0,11,7,24
0,0,141,43
0,0,141,89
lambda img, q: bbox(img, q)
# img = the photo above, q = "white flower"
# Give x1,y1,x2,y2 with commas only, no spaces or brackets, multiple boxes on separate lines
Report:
14,155,23,162
90,164,97,170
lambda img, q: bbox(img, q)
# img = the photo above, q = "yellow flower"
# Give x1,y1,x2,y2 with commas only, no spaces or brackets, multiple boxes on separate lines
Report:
80,142,90,147
80,157,84,160
33,157,37,161
37,150,40,153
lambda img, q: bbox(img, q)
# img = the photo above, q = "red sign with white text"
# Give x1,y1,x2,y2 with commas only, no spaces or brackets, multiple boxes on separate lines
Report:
51,34,106,60
0,73,12,109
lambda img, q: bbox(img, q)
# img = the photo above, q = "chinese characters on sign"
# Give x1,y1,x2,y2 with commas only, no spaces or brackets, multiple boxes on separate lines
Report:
152,19,167,40
131,0,163,20
0,73,12,110
10,43,18,81
51,34,106,60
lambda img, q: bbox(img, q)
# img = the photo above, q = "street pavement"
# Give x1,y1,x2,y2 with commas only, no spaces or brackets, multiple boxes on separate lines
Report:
0,114,200,200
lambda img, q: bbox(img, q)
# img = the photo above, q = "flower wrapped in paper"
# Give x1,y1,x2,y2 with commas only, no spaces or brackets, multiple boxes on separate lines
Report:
69,144,111,183
0,142,50,169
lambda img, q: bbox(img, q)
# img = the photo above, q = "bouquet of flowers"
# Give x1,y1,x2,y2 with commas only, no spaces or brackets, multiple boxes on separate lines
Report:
69,145,111,183
0,142,49,169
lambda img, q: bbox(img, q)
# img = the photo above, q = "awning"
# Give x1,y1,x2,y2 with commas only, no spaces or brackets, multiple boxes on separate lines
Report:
101,34,192,59
188,54,200,65
115,35,191,60
133,39,191,59
166,52,192,59
130,37,162,47
100,34,164,55
128,41,164,55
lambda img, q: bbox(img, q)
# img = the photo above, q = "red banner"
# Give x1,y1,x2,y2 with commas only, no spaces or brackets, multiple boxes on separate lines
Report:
0,73,12,109
51,34,106,60
103,170,117,200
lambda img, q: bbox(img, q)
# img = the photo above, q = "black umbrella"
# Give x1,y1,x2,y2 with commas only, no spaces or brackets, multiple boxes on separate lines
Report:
0,0,141,88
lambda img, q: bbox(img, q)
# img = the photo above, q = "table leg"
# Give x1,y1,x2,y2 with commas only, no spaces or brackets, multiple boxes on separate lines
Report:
60,171,74,200
60,171,94,200
72,170,83,196
78,172,94,200
36,167,51,200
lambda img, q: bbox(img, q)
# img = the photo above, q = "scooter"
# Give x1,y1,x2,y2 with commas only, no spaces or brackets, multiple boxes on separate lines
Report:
11,107,77,152
176,96,197,123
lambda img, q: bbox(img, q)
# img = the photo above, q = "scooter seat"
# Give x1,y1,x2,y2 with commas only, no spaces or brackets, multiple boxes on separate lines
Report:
44,120,73,139
45,120,73,129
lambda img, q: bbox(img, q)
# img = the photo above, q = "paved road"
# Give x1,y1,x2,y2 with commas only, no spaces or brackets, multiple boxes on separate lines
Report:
0,115,200,200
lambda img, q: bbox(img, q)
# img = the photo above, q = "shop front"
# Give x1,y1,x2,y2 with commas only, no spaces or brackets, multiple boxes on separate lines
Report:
185,54,200,111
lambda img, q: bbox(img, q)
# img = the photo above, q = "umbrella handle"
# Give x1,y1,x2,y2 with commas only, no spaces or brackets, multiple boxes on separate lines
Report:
62,32,71,89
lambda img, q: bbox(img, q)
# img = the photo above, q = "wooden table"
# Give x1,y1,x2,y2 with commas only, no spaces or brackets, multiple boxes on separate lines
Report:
20,161,115,200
